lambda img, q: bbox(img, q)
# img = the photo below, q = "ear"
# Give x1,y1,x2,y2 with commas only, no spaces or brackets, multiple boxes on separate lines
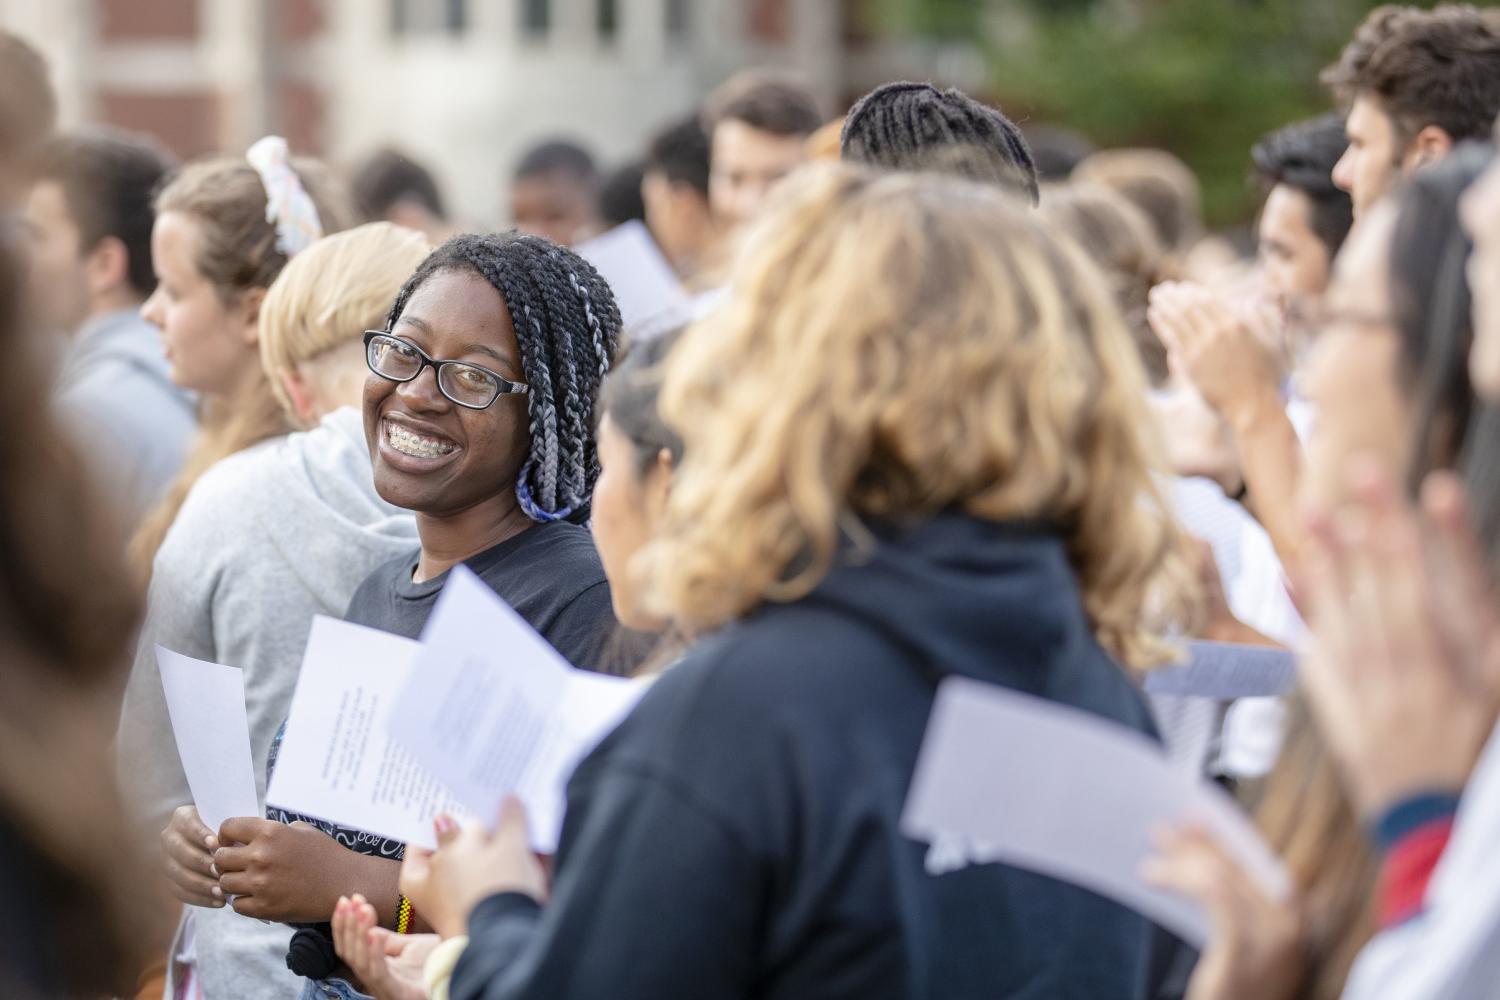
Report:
237,286,267,347
277,366,321,427
83,236,131,299
643,448,674,520
1407,125,1455,171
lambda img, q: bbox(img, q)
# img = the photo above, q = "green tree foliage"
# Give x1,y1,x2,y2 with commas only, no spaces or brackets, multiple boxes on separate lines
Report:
879,0,1446,226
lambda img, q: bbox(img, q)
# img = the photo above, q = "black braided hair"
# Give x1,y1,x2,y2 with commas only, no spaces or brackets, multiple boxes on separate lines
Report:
384,232,622,523
840,81,1040,206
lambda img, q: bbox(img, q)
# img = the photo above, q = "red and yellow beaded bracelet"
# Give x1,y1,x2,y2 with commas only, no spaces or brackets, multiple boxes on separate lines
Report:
395,894,414,935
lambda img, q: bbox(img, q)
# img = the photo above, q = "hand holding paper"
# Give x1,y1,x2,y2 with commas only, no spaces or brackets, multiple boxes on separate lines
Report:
155,646,260,832
266,571,647,854
387,565,648,853
901,677,1290,948
265,616,473,849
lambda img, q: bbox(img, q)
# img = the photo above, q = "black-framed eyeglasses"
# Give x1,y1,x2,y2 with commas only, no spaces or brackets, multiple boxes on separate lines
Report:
364,331,529,410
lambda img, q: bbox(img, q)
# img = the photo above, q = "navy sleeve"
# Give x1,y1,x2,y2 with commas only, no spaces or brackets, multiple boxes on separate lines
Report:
448,761,763,1000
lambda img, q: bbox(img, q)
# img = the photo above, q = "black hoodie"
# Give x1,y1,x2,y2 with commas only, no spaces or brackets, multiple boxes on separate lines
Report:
450,513,1171,1000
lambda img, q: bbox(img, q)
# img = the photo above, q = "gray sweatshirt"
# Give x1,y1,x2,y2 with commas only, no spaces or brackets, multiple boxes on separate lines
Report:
115,406,417,1000
54,308,195,527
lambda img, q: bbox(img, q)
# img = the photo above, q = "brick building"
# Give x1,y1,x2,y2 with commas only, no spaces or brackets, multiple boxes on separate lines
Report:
0,0,971,225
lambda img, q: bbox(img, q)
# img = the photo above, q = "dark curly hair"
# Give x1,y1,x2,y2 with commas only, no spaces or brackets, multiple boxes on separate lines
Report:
1321,4,1500,146
384,232,622,523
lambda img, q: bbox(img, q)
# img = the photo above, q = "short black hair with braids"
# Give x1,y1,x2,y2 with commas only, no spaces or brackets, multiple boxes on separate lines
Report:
840,81,1040,206
383,232,622,524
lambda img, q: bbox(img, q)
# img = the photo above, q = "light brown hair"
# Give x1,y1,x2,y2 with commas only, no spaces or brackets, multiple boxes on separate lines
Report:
258,221,430,427
1249,697,1379,1000
640,163,1192,668
1073,148,1204,256
131,153,356,576
1041,181,1170,385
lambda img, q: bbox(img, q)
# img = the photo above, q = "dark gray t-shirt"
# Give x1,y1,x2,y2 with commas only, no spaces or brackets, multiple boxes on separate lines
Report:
342,519,618,670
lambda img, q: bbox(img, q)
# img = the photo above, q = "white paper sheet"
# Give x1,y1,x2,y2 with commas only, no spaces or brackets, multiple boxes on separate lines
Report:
576,220,687,331
1144,641,1296,699
155,646,261,833
901,677,1291,947
264,616,472,850
386,566,648,853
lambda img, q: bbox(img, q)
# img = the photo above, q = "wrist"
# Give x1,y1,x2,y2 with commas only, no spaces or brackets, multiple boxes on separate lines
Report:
1223,382,1283,436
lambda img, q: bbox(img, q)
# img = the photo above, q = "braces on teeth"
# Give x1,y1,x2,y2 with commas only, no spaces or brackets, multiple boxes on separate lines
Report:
388,423,457,458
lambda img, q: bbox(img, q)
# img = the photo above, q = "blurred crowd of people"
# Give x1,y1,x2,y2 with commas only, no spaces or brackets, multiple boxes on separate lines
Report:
5,3,1500,999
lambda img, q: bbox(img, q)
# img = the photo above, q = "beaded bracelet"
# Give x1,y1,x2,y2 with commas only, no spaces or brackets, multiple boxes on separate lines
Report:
395,894,414,935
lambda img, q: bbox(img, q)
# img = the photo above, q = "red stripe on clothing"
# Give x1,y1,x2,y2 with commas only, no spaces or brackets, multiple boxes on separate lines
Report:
1378,817,1456,928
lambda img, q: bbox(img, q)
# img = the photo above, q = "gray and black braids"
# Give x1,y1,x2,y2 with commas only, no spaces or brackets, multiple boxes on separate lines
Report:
383,232,621,523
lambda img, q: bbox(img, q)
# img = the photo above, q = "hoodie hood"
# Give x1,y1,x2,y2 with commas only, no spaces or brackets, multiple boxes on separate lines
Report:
803,512,1126,705
249,406,417,610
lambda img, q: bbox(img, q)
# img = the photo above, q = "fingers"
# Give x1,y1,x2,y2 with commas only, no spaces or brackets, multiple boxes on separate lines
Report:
218,816,274,846
162,824,217,878
1423,471,1500,695
376,928,407,957
434,813,461,848
172,805,217,851
333,895,381,981
163,853,224,907
1348,459,1430,676
1142,826,1255,938
496,796,530,848
230,893,270,920
216,870,258,897
332,895,361,966
398,847,432,905
212,841,256,875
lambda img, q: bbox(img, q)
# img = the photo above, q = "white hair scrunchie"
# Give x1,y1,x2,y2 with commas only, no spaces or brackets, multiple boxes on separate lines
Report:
246,135,324,257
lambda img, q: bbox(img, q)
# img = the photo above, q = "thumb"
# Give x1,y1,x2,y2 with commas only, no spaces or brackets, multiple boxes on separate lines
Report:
496,795,530,846
433,813,461,848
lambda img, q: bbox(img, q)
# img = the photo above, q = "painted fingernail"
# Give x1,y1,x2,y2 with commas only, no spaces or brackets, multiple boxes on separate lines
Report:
211,885,223,898
209,863,219,877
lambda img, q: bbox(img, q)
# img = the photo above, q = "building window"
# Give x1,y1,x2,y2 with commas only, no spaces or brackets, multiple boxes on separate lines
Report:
747,0,788,43
445,0,466,33
666,0,689,39
522,0,550,38
596,0,618,41
391,0,467,36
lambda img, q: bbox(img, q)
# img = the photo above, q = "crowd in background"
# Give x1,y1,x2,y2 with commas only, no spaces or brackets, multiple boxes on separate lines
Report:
5,3,1500,999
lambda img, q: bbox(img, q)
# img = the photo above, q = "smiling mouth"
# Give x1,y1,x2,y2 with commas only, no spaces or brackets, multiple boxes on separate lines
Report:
385,420,458,459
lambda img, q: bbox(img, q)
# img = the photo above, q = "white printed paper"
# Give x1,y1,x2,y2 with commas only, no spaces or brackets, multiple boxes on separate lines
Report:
576,220,687,331
386,566,648,853
1144,641,1296,699
155,647,261,833
265,617,471,850
901,677,1290,947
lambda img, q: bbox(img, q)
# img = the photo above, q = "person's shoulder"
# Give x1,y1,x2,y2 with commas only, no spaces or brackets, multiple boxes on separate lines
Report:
635,605,881,726
348,547,420,603
492,521,606,583
176,439,284,518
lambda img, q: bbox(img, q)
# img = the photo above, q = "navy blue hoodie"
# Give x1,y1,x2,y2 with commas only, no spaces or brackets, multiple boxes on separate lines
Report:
450,513,1170,1000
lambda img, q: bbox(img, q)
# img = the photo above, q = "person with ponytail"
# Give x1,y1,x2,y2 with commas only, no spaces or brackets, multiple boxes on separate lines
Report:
203,232,626,999
131,136,354,578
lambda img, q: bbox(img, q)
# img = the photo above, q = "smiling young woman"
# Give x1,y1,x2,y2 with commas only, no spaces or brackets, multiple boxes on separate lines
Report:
207,232,629,999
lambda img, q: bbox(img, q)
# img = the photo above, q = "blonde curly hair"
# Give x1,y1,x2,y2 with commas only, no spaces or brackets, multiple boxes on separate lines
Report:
638,163,1192,669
